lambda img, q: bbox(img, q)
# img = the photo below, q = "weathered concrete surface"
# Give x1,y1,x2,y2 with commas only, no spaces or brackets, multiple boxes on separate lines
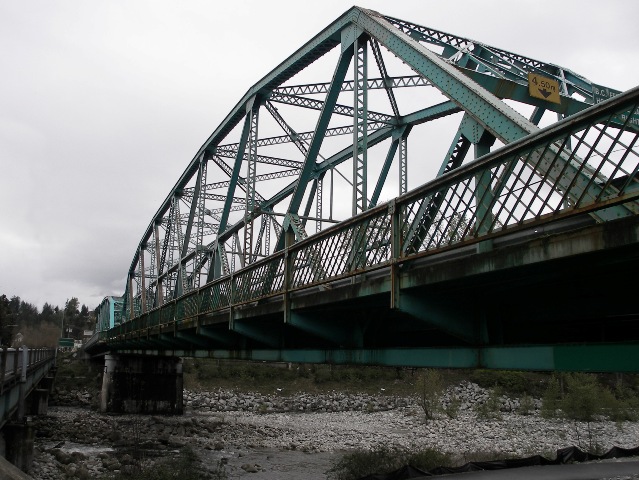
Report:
0,454,33,479
100,354,183,414
2,422,35,474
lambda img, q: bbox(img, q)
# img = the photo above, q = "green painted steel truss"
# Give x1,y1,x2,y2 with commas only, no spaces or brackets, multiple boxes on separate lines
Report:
102,8,639,371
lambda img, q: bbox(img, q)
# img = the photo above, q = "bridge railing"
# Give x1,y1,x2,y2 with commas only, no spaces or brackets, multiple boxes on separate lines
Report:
0,347,56,392
106,86,639,340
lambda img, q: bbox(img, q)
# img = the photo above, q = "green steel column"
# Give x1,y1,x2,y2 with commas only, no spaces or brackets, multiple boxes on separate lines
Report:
353,35,369,216
244,101,260,265
474,131,496,253
399,132,407,195
218,106,253,236
389,199,401,309
153,222,163,307
316,173,324,233
283,226,295,324
139,246,146,313
193,159,208,289
173,195,186,298
369,128,402,208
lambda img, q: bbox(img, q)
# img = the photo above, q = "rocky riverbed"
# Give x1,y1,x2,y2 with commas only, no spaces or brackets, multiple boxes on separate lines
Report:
30,382,639,479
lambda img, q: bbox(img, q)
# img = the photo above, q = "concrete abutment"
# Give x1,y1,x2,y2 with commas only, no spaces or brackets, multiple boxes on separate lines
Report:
100,354,183,414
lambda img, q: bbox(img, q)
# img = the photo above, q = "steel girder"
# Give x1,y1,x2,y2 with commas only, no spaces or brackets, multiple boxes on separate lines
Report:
120,7,634,321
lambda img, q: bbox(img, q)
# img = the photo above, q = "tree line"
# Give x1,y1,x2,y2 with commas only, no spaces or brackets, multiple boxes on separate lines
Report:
0,294,95,348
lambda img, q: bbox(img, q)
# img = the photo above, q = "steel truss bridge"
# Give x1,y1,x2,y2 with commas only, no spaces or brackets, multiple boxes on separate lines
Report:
90,7,639,372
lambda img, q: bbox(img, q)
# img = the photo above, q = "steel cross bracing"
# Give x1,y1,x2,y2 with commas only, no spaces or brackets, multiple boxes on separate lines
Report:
108,89,639,349
118,6,638,321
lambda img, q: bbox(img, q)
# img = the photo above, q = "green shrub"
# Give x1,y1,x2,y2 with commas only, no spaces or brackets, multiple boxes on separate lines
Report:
109,446,221,480
518,393,535,415
541,375,562,418
470,370,544,396
407,448,452,471
609,384,639,421
475,387,503,420
561,373,607,423
541,373,635,423
327,446,451,480
313,366,332,384
415,369,444,420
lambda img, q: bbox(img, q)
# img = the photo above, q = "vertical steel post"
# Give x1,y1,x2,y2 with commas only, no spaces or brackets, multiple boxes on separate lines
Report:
194,159,208,288
154,223,163,306
264,215,271,257
128,273,135,320
283,226,295,324
20,346,27,383
353,36,368,216
244,101,259,265
399,134,407,195
139,246,146,313
474,132,496,252
174,195,186,297
389,200,401,309
316,174,323,233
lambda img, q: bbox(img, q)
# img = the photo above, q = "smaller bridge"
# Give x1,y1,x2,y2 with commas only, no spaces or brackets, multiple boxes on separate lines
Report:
0,347,57,472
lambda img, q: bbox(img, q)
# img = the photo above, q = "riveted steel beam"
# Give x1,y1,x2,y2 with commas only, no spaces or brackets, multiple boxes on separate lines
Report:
354,9,635,221
353,35,369,216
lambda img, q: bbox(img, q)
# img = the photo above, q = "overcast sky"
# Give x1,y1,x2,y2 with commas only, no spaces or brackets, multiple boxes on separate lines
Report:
1,0,637,311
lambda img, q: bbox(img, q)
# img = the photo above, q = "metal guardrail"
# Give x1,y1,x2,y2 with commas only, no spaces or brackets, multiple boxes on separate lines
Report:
0,347,57,393
105,86,639,341
0,346,56,430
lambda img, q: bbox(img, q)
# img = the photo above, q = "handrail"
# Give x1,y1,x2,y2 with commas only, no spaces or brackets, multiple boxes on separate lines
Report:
0,347,56,390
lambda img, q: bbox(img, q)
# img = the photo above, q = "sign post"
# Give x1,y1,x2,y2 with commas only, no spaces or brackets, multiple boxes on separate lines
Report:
58,338,74,349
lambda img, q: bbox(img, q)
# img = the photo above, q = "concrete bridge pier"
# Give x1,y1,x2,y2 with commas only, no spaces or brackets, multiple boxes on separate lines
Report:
30,369,56,416
100,354,183,414
1,420,35,474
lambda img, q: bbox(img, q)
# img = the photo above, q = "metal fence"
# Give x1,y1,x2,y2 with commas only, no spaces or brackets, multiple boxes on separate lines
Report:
0,347,56,391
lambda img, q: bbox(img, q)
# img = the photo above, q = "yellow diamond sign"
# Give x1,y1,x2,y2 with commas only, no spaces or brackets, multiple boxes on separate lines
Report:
528,73,561,104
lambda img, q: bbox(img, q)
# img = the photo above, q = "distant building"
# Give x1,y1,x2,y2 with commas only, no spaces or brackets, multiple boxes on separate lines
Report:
12,332,23,347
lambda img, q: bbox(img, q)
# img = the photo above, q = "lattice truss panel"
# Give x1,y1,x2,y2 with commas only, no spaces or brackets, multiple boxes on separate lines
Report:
121,7,638,320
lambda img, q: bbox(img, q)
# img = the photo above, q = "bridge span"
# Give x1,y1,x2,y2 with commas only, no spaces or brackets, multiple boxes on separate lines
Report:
0,347,56,472
87,85,639,373
85,7,639,413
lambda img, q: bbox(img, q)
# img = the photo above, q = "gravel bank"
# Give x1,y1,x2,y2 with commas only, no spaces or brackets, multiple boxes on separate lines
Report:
30,382,639,479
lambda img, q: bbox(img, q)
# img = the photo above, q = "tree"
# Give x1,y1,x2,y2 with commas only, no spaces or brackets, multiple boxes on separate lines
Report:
40,303,56,324
0,294,15,346
64,297,80,319
18,300,39,328
8,296,21,321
